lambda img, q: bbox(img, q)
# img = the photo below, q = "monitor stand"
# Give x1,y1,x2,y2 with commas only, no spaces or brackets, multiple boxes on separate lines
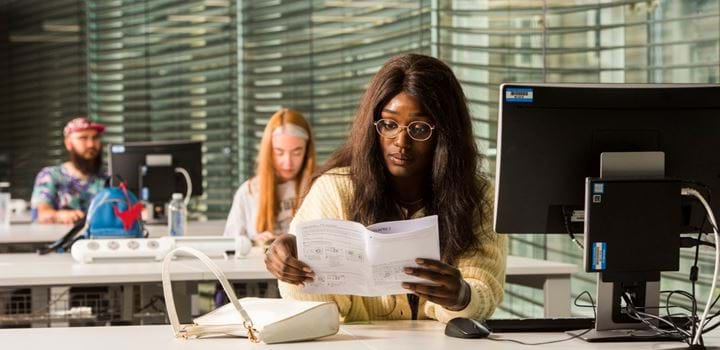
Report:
141,202,167,225
569,151,680,342
568,278,681,342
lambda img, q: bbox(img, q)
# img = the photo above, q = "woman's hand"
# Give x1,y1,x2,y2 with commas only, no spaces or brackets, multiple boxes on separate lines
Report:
264,234,315,286
402,258,471,311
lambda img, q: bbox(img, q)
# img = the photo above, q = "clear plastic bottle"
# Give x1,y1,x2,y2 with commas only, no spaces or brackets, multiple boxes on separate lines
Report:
167,193,186,236
0,182,10,227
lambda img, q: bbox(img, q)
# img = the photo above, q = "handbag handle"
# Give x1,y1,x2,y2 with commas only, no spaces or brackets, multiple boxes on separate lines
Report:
161,246,259,342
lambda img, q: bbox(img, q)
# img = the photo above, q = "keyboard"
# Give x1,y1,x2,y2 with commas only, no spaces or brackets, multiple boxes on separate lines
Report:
486,317,595,332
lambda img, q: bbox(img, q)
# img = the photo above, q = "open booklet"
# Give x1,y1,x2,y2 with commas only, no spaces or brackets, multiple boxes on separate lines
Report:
294,215,440,296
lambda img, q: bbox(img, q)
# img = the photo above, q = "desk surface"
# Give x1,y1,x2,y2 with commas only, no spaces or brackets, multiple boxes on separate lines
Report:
0,320,710,350
0,223,72,244
0,250,575,287
0,247,273,287
0,220,226,244
503,255,577,275
0,223,578,276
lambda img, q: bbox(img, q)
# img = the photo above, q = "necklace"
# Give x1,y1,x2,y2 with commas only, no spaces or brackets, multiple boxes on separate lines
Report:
395,197,423,207
395,197,424,220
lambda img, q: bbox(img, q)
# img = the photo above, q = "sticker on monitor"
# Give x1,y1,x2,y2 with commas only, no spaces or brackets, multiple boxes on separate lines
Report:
592,242,607,271
505,87,534,103
111,145,125,154
593,183,605,194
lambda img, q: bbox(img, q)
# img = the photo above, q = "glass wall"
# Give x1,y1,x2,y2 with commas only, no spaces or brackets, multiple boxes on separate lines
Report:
86,0,239,216
0,0,87,200
240,0,430,170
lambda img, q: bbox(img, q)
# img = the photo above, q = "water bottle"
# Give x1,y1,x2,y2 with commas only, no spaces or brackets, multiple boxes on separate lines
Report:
0,182,10,227
167,193,186,236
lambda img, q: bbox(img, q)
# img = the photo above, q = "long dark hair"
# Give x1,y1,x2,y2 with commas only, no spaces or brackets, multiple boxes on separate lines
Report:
312,54,491,265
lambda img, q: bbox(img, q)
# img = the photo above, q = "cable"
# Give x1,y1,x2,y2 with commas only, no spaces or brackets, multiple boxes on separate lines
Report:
561,206,583,250
485,290,595,346
684,188,719,345
682,180,711,343
621,293,693,344
573,290,596,319
17,288,73,319
488,328,592,346
682,187,720,346
680,236,715,248
174,167,192,206
690,230,703,341
136,295,165,313
661,290,696,315
626,308,692,338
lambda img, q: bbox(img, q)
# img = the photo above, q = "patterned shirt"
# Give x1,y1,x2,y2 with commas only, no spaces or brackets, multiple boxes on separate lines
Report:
31,164,107,213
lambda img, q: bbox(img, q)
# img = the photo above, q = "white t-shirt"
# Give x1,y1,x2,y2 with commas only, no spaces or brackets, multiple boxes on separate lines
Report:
223,178,297,240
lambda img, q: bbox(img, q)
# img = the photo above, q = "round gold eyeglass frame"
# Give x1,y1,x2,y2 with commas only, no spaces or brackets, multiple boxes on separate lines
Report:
373,119,435,142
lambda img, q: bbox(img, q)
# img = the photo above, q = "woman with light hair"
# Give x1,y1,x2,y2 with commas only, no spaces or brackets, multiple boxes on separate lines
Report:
224,108,316,245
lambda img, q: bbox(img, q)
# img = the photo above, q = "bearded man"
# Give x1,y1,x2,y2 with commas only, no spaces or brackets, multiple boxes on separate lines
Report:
31,117,107,224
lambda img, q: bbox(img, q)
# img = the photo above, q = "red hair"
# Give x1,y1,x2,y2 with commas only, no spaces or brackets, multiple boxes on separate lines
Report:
255,108,316,233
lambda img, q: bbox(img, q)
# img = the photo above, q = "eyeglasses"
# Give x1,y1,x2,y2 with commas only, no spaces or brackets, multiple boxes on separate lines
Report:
373,119,435,142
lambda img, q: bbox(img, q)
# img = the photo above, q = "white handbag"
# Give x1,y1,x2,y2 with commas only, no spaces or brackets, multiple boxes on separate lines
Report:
161,246,340,344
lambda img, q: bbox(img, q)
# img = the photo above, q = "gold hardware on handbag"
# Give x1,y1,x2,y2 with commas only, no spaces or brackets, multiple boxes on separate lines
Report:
161,246,340,344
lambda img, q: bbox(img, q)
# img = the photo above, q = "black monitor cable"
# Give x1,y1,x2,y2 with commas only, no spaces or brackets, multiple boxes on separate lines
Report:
561,206,583,250
689,227,704,343
573,290,596,319
488,328,592,346
621,293,694,342
662,290,698,333
487,291,596,346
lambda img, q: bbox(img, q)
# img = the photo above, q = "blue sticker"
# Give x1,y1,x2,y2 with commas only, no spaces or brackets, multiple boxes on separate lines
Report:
111,145,125,154
592,242,607,271
505,87,534,103
593,183,605,194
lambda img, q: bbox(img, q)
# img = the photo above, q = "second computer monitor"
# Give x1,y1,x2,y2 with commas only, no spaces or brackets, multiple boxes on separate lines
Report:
494,83,720,234
107,140,203,204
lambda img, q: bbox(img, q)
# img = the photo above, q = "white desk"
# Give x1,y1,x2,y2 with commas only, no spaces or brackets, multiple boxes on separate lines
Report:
0,220,227,246
0,248,271,287
0,250,576,317
0,221,578,318
145,220,226,237
0,320,712,349
0,247,272,325
0,223,72,245
209,255,576,318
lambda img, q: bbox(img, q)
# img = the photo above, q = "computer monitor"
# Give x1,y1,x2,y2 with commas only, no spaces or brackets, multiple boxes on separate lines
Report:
495,83,720,235
494,83,720,341
107,140,203,209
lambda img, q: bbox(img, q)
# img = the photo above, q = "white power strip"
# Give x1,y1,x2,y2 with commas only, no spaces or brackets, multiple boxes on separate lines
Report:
71,236,253,263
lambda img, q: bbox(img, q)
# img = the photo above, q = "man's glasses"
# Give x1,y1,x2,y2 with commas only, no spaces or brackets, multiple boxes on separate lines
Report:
373,119,435,142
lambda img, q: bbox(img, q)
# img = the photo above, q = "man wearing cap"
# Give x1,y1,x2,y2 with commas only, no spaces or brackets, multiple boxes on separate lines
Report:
31,117,107,224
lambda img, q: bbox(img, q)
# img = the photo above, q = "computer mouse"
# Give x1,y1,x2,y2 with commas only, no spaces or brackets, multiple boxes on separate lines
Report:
444,317,491,339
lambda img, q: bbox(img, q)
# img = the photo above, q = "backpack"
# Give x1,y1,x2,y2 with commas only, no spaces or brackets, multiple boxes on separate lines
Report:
85,177,145,238
38,177,146,255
